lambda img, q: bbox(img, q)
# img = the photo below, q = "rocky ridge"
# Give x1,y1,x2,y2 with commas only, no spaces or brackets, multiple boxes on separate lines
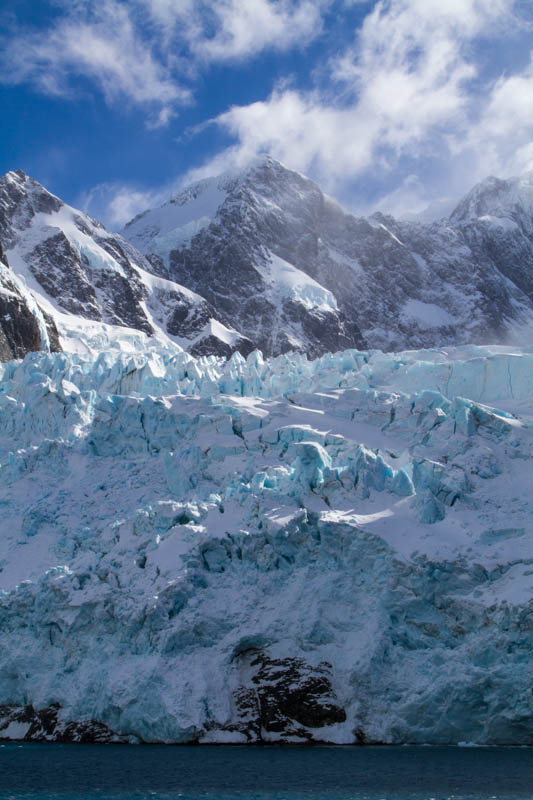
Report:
0,170,251,359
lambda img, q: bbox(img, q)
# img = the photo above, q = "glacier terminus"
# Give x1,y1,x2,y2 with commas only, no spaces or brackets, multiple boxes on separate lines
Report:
0,336,532,745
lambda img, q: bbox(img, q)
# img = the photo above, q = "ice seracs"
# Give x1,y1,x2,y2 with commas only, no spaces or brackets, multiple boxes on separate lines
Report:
1,341,532,745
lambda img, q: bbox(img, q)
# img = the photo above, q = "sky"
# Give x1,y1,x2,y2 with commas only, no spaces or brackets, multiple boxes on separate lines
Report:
1,0,533,230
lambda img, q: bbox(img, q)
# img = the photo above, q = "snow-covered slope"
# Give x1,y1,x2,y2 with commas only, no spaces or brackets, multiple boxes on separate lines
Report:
1,342,532,744
126,171,234,257
0,170,251,359
124,157,533,353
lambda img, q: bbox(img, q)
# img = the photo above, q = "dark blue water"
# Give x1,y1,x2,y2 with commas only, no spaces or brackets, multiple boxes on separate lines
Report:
0,743,532,800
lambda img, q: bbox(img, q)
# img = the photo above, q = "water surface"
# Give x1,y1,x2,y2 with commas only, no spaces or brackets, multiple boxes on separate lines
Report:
1,743,532,800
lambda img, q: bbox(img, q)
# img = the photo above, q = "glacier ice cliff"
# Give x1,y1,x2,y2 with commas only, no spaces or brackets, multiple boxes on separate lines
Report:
0,341,532,744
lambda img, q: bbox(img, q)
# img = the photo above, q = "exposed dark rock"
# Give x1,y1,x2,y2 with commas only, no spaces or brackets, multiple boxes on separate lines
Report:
0,292,41,360
190,333,255,359
42,309,62,353
0,242,62,361
0,703,126,743
162,291,214,337
229,649,346,741
26,229,153,334
30,231,101,319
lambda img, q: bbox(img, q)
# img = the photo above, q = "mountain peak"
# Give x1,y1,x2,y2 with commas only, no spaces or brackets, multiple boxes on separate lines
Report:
3,169,28,184
450,171,533,231
0,170,64,250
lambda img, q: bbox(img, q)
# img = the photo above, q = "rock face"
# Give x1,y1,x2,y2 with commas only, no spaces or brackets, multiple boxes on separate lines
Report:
450,174,533,302
229,652,347,742
0,241,61,361
1,342,532,745
125,158,533,353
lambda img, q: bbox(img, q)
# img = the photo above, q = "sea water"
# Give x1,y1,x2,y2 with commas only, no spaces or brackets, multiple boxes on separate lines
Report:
0,744,532,800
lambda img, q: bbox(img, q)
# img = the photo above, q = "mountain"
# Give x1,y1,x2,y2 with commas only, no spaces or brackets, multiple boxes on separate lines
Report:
1,341,532,744
124,157,533,352
0,169,252,359
2,159,533,362
124,159,365,356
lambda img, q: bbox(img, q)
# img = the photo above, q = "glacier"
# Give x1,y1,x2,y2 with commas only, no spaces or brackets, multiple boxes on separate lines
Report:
0,339,532,744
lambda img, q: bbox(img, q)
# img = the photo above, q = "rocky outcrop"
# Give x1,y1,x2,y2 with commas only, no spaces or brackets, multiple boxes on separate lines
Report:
0,703,126,743
227,651,346,742
0,242,61,361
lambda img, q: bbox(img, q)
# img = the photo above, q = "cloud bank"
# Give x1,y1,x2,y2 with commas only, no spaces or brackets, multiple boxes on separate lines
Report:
189,0,533,215
3,0,533,224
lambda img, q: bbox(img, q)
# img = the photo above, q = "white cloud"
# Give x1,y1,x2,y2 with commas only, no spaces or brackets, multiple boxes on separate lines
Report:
192,0,327,61
139,0,328,61
38,0,533,224
463,57,533,177
0,0,328,124
190,0,530,206
1,0,188,122
146,106,178,130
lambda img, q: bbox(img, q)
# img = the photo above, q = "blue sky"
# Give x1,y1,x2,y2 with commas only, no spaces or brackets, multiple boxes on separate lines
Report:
2,0,533,229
